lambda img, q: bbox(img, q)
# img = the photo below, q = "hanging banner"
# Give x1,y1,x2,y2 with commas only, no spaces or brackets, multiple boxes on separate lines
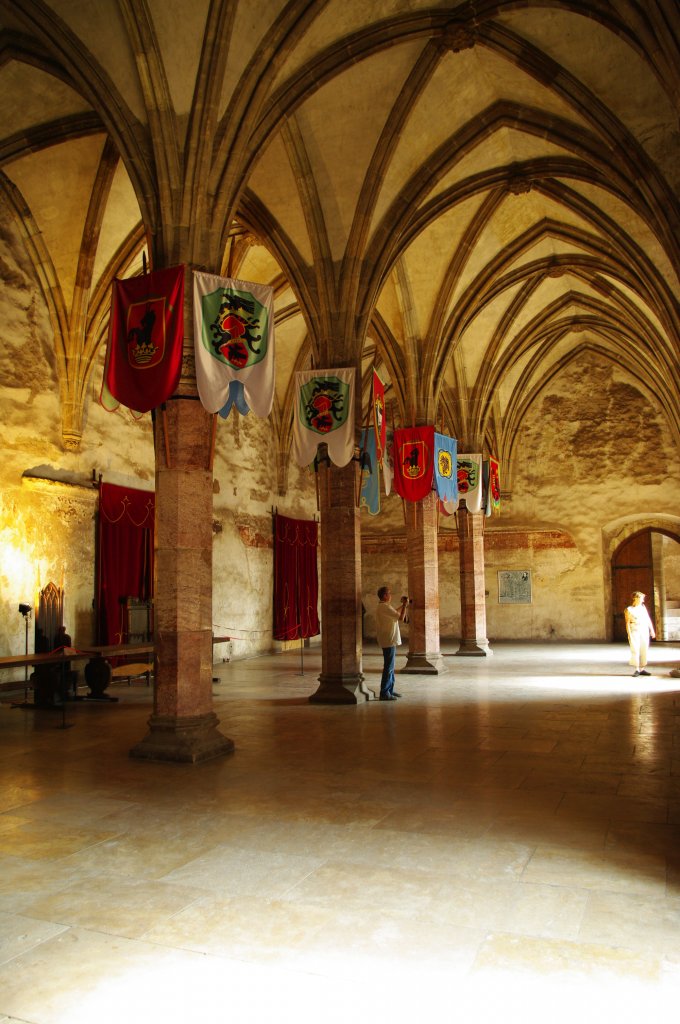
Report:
392,426,435,502
433,433,458,503
457,453,483,513
193,271,274,418
489,456,501,513
292,368,355,467
382,427,394,496
482,457,501,517
482,460,492,517
104,265,184,413
372,369,387,466
359,427,380,515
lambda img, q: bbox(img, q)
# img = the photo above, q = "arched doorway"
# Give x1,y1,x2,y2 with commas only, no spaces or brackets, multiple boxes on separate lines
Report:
612,529,680,640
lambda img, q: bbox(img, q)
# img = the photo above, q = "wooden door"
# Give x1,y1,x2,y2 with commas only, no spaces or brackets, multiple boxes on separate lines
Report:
612,531,654,641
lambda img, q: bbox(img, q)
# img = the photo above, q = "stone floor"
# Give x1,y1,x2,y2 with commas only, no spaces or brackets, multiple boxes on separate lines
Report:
0,642,679,1024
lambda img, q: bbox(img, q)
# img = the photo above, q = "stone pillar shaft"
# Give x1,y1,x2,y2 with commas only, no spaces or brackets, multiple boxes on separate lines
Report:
403,492,443,673
130,268,233,762
310,453,364,703
456,501,492,656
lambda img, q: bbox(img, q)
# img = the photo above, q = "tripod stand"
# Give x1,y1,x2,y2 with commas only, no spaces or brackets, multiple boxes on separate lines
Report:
13,603,32,706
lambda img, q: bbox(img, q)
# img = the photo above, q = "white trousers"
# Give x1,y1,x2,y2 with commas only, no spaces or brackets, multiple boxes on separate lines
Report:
628,631,650,669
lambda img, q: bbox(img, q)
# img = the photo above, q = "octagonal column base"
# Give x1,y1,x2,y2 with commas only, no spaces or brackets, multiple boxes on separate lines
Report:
455,639,493,656
402,651,445,674
309,673,365,704
130,712,234,763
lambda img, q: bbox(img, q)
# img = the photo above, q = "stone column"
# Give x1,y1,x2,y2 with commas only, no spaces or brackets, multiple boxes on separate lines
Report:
310,450,364,703
456,500,492,656
402,491,443,673
130,270,234,763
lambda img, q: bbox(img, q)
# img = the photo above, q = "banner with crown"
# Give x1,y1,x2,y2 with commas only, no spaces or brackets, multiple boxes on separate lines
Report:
393,426,435,501
103,265,184,413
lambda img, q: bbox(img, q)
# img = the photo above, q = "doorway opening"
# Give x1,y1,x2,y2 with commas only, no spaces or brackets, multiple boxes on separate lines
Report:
612,528,680,641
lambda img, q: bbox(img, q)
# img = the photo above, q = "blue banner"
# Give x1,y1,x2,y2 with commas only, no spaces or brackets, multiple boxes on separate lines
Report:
433,433,458,502
360,428,380,515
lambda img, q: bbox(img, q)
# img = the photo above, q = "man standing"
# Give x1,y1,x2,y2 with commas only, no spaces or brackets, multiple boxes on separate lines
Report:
375,586,408,701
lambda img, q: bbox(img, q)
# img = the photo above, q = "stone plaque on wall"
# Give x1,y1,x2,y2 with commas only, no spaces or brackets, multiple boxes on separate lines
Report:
498,570,532,604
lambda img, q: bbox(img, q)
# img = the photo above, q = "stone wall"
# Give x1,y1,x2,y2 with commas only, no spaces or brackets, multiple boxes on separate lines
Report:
0,223,318,681
361,355,680,643
3,220,680,667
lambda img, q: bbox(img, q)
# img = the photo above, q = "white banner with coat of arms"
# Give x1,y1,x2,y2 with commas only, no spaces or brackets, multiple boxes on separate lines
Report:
292,368,355,467
456,453,483,513
193,271,275,417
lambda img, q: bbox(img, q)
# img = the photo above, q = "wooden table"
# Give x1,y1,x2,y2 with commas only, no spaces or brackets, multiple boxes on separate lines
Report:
1,636,233,710
0,649,83,672
80,643,155,658
0,646,153,708
0,649,88,726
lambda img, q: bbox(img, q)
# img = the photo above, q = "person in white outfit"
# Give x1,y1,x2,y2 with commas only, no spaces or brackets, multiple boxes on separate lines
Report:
624,591,655,676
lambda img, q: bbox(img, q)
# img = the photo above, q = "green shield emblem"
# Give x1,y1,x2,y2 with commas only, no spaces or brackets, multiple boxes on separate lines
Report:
299,376,349,434
201,287,268,370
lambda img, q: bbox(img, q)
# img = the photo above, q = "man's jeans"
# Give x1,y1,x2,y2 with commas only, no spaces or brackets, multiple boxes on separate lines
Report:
380,645,396,696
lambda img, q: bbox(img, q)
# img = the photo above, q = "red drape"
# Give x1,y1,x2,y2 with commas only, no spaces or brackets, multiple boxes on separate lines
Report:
98,483,155,644
273,514,320,641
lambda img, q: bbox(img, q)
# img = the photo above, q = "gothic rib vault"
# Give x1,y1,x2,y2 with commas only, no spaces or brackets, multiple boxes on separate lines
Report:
1,3,680,722
2,0,678,468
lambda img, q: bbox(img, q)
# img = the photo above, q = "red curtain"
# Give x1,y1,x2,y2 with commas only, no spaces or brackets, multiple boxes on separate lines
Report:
98,483,155,644
273,514,320,640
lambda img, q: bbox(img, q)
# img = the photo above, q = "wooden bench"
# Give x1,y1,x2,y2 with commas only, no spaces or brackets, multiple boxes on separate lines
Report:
109,661,154,686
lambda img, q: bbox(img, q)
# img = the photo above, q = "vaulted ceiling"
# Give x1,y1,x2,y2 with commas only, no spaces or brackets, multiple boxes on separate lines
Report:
1,1,678,491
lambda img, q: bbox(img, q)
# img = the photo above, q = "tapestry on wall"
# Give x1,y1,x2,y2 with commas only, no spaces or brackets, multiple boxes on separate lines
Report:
193,270,275,418
97,483,155,645
392,426,435,502
273,514,320,641
292,368,355,467
103,265,184,413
